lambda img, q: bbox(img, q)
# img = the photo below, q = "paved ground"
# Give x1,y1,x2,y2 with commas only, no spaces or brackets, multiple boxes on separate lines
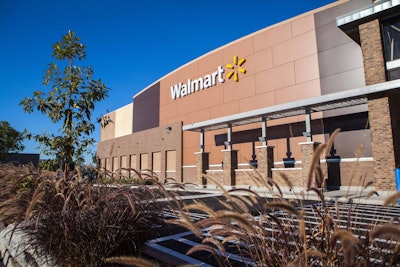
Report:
0,186,397,267
144,186,400,266
180,185,397,205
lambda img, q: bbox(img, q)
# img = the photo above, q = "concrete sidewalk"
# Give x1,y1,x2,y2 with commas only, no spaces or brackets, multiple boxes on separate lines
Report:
178,185,398,205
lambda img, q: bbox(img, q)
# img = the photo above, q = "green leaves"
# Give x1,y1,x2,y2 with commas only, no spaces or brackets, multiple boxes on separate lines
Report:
0,121,25,159
52,30,86,61
20,31,110,172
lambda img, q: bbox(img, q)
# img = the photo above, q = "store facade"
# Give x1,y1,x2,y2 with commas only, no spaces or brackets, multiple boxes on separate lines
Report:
97,0,400,191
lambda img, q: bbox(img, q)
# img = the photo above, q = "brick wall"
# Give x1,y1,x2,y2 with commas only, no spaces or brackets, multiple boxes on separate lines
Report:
359,19,397,190
359,19,386,85
367,96,396,190
321,161,375,188
272,169,303,188
97,121,182,182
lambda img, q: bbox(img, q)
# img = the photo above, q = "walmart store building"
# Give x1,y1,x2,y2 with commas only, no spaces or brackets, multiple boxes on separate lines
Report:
98,0,400,191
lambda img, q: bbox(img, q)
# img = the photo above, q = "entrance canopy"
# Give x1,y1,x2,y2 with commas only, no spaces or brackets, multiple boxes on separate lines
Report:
183,80,400,132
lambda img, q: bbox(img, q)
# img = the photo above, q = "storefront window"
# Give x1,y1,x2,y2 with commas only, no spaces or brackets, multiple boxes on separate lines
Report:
382,18,400,80
382,19,400,61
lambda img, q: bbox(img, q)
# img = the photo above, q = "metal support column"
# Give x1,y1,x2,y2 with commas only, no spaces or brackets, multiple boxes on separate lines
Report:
304,107,312,142
225,124,232,150
200,129,205,152
260,117,267,146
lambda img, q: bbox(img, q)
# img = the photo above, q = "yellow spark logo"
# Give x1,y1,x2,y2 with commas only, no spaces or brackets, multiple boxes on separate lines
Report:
226,56,246,82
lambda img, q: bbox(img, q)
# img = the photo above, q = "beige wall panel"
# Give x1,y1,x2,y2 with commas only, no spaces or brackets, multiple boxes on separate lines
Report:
176,62,199,82
290,136,305,159
246,48,273,75
272,30,318,67
115,103,133,138
222,38,254,63
223,76,256,105
183,146,197,165
275,79,321,105
197,50,223,75
209,146,223,165
161,117,183,127
274,138,288,161
175,95,199,117
236,143,253,163
294,54,320,84
255,62,296,95
100,111,116,141
291,14,315,37
140,153,149,170
239,91,275,111
253,23,292,52
152,152,161,172
130,154,137,170
210,101,239,118
184,108,211,125
166,150,177,171
160,101,177,121
197,85,224,110
184,131,200,148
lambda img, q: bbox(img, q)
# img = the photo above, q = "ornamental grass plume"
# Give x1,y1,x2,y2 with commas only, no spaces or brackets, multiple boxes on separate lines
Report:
164,130,400,266
20,177,168,267
0,163,49,225
0,162,178,267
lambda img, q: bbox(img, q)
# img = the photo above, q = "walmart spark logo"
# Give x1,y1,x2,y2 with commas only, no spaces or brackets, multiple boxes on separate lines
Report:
226,56,246,82
170,55,248,100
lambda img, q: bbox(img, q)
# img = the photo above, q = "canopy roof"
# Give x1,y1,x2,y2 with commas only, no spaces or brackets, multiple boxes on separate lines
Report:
182,80,400,132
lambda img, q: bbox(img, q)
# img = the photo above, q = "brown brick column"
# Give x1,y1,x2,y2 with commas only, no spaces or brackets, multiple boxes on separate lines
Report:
359,19,398,190
195,152,209,187
367,95,397,190
256,146,274,179
222,149,238,186
359,19,386,85
300,142,321,188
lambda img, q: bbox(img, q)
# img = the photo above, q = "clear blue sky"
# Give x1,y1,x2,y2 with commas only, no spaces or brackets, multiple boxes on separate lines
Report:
0,0,336,162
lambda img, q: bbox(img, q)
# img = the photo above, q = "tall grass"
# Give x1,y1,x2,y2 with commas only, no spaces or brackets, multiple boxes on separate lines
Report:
163,131,400,267
0,163,174,266
0,163,48,225
1,127,399,266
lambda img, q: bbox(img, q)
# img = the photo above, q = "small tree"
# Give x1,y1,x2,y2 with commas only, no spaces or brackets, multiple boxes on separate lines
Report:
0,121,25,160
21,30,109,176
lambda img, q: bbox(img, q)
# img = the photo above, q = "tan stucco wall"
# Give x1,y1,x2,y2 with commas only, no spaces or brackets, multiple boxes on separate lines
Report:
151,13,324,166
115,103,133,138
100,111,116,141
